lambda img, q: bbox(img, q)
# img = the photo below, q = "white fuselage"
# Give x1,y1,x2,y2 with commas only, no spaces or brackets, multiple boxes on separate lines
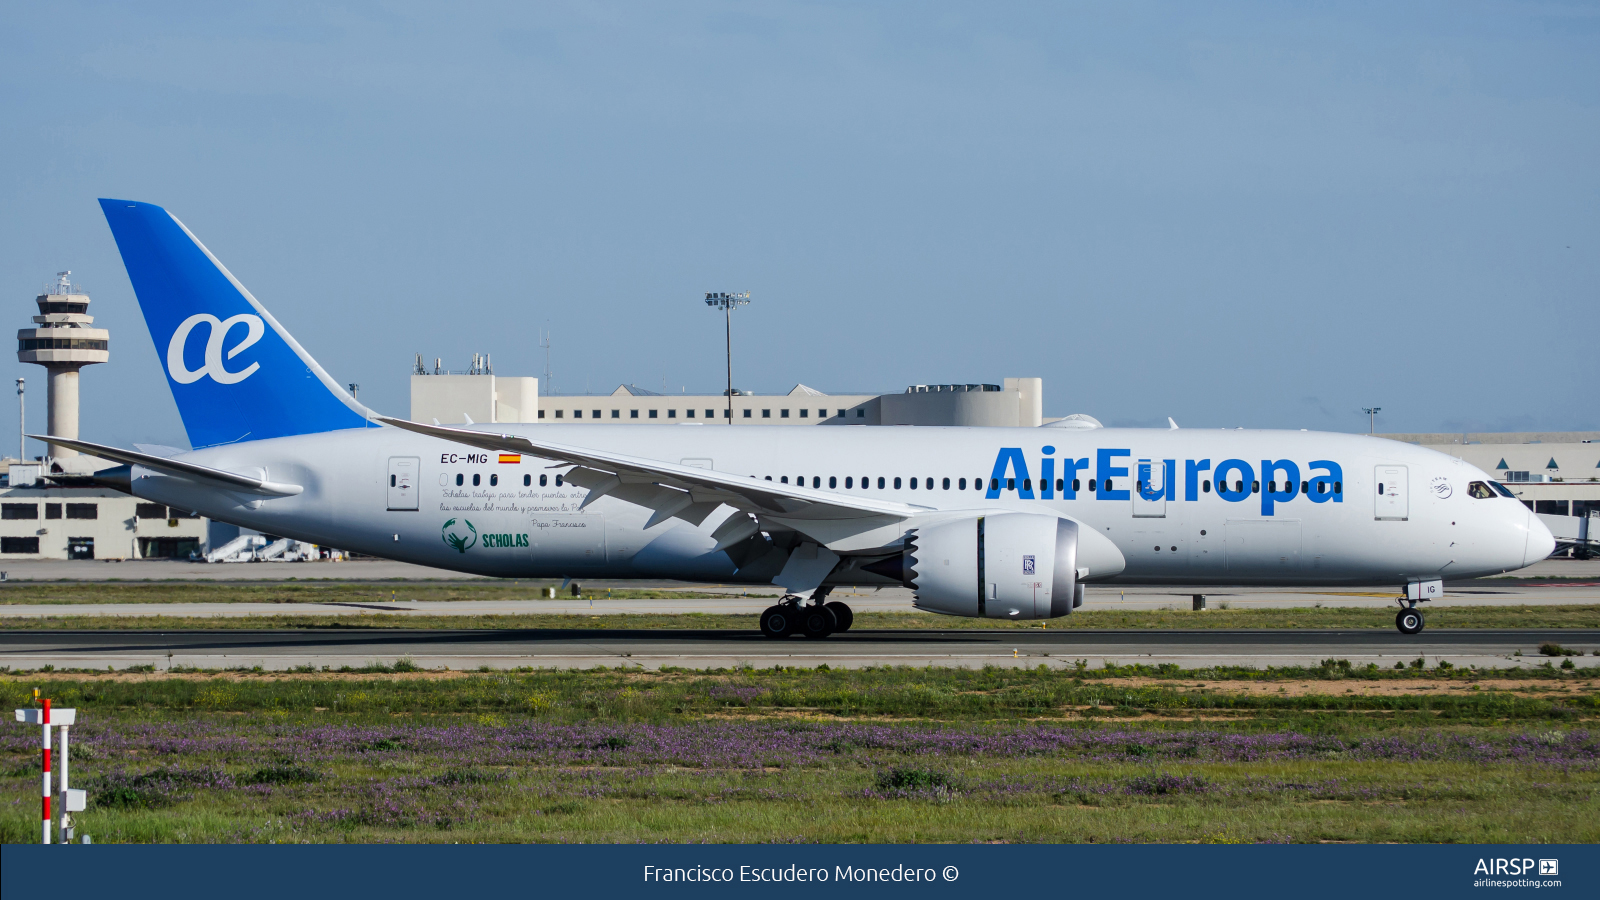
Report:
126,424,1549,589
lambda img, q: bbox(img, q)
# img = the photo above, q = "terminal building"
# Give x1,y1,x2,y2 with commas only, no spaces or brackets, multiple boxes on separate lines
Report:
410,353,1046,428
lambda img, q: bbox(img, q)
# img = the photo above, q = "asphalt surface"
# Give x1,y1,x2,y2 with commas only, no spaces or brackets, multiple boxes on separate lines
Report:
5,627,1596,671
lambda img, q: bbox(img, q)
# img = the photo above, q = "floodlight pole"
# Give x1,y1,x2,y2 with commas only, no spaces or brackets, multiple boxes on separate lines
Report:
1363,407,1382,435
704,292,750,424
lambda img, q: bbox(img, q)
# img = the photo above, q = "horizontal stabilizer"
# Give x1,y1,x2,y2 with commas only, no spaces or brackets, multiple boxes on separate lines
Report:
27,435,303,497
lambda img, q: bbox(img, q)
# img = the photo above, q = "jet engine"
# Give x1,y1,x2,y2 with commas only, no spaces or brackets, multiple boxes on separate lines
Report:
874,513,1124,620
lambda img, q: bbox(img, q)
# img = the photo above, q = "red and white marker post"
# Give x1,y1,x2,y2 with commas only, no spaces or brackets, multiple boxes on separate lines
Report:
15,698,83,844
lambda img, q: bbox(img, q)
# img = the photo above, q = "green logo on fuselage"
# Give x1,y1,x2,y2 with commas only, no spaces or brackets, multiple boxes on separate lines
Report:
441,518,477,553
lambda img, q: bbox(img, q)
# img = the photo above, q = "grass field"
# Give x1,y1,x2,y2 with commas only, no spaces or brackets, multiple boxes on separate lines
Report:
2,664,1595,843
5,604,1600,632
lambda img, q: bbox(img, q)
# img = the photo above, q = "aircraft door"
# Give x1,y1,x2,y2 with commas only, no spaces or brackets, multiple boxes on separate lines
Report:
1375,466,1408,521
387,457,420,511
1132,459,1171,518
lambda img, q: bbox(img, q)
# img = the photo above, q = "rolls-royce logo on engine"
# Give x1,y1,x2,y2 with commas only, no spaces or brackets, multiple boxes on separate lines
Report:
1022,555,1035,575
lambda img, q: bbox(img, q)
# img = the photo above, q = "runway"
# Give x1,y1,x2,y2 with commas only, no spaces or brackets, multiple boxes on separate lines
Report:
4,627,1596,671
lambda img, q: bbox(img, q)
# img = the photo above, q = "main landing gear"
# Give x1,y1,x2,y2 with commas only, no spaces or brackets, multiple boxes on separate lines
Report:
760,589,853,639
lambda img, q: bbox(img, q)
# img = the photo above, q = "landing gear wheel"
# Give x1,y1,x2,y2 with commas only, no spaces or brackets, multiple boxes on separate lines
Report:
760,605,795,638
1396,608,1425,635
800,604,838,639
825,601,854,633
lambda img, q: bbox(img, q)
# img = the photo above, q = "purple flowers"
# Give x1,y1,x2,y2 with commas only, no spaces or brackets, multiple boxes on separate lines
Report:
11,721,1596,770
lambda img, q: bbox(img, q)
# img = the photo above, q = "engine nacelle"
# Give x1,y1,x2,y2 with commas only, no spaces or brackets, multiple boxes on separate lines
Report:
904,513,1123,619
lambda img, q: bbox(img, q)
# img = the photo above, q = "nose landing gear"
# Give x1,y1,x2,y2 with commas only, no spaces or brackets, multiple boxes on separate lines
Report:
1395,606,1425,635
1395,581,1437,634
760,588,854,639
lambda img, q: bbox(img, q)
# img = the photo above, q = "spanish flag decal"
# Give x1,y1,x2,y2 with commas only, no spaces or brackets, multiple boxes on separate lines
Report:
498,453,521,464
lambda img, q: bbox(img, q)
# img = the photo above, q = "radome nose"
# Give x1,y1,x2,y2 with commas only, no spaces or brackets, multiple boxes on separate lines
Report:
1524,508,1557,566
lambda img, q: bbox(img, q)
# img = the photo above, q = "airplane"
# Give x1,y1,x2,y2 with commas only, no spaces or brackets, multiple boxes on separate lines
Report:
44,199,1555,637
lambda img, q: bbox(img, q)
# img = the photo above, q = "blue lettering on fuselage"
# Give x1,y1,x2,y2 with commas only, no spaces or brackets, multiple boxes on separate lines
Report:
984,448,1343,515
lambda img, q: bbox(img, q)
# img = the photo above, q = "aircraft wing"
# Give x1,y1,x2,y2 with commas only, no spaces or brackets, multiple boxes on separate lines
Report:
376,417,923,547
27,435,304,497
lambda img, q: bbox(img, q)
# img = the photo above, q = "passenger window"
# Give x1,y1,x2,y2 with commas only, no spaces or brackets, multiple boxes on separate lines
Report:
959,478,967,490
845,477,853,488
878,477,885,489
523,474,531,486
1055,478,1063,492
1236,481,1244,493
1203,480,1211,493
1467,481,1495,499
909,478,917,490
556,475,563,487
991,478,1000,491
490,474,498,486
894,477,902,489
813,477,821,488
455,474,464,486
540,474,548,486
1334,481,1342,494
829,476,837,488
1023,479,1031,491
781,476,789,484
390,475,395,487
1073,479,1081,492
943,477,950,490
472,474,481,486
1088,479,1096,491
1007,478,1015,491
1301,481,1308,493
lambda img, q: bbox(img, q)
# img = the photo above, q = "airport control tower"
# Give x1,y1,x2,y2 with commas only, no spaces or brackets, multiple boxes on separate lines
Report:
17,272,109,464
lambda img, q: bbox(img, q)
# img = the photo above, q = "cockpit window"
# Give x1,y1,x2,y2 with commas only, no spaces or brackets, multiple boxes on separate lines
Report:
1488,481,1516,499
1467,481,1496,499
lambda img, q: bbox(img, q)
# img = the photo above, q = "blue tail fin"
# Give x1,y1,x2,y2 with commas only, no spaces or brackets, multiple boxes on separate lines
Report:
99,199,373,448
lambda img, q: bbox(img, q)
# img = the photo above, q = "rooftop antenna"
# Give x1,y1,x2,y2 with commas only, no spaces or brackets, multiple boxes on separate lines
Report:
1362,407,1382,434
539,326,553,394
704,291,750,424
16,377,23,461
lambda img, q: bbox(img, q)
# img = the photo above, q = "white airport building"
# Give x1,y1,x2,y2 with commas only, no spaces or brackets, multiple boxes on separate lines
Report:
410,353,1047,428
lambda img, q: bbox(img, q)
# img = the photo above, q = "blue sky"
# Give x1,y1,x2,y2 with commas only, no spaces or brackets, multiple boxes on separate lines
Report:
2,1,1596,449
